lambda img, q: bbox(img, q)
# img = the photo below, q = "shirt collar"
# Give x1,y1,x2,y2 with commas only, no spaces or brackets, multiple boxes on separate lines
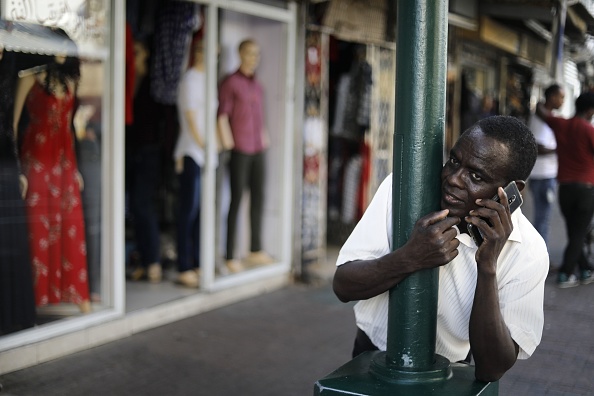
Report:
456,208,524,248
236,69,256,80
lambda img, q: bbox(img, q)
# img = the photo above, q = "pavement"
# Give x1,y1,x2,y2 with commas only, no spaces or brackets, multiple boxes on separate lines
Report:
1,189,594,395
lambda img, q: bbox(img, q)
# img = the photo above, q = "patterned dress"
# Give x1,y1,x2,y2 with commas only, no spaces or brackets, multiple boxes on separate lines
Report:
20,81,89,306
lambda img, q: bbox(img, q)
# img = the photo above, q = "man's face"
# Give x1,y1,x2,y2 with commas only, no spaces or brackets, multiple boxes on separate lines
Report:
441,127,511,229
551,89,565,110
239,42,260,75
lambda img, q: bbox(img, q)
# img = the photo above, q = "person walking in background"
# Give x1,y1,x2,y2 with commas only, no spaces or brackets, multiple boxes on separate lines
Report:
538,92,594,288
528,84,564,267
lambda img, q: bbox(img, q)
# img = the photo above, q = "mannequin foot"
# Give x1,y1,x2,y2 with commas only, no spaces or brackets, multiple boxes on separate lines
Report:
147,263,162,283
129,266,146,281
176,269,200,288
79,300,92,314
245,251,275,266
226,259,245,274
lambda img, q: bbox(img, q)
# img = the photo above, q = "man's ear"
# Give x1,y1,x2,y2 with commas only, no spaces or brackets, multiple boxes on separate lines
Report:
515,180,526,192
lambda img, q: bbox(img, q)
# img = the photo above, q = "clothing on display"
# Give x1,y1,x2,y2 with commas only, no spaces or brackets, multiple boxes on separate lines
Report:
331,59,372,141
175,68,207,274
218,64,268,262
126,39,163,280
150,1,201,105
20,80,90,307
0,49,36,334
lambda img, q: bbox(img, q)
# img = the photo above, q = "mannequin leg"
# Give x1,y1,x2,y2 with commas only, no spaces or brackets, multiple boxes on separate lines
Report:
129,146,162,282
225,151,249,272
176,157,200,287
245,151,273,266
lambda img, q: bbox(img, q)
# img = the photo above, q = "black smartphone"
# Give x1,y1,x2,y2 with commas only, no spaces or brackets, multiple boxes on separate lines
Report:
468,181,523,246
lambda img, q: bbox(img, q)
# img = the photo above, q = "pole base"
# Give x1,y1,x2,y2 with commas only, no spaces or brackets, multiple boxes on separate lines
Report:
369,351,452,384
314,351,498,395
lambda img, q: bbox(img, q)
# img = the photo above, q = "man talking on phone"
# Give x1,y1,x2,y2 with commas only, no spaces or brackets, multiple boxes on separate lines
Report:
333,116,548,382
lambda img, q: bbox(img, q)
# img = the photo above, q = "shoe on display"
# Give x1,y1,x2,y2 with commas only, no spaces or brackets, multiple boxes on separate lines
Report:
175,270,200,288
129,267,146,281
147,263,162,283
580,270,594,285
225,259,245,274
245,251,275,266
557,273,579,289
78,300,92,314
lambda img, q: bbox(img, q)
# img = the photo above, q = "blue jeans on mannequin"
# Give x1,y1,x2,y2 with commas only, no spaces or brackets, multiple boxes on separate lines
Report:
177,156,201,272
529,178,556,246
558,183,594,277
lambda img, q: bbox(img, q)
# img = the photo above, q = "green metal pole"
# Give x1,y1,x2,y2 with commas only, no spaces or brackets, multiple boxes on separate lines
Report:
368,0,450,381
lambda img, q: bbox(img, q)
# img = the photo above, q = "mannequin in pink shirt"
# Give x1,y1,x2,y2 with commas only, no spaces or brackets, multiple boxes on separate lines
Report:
218,39,274,273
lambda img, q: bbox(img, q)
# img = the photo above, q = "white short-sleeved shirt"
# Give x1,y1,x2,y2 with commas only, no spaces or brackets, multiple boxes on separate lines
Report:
175,69,215,167
337,175,549,362
529,114,557,179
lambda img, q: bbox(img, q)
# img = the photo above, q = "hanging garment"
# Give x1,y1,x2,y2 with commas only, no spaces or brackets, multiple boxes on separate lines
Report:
20,81,90,307
0,57,36,334
341,155,362,224
333,60,373,141
150,1,201,105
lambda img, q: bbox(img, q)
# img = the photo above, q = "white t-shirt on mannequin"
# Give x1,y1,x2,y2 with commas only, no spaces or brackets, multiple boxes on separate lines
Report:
175,69,216,167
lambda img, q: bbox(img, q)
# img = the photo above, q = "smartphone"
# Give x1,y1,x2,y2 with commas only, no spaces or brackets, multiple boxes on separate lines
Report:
468,181,523,246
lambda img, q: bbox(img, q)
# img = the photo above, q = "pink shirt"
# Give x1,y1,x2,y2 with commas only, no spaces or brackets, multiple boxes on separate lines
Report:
218,70,265,154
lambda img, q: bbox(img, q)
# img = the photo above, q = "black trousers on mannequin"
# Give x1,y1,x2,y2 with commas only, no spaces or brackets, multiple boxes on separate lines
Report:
558,183,594,276
226,150,266,260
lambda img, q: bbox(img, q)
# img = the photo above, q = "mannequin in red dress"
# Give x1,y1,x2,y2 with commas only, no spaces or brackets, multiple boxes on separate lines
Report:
13,45,91,314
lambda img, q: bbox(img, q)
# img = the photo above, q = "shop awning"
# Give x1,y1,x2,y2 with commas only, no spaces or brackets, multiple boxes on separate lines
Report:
0,20,106,59
480,0,594,37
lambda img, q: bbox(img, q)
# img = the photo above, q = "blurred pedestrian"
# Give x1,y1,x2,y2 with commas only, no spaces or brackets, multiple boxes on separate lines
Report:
537,92,594,288
528,84,564,263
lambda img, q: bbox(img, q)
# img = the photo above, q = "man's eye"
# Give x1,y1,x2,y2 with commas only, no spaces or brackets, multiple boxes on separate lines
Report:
470,172,482,181
449,157,458,165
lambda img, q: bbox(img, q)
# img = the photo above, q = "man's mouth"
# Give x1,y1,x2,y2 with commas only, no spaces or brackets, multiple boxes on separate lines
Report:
442,189,464,206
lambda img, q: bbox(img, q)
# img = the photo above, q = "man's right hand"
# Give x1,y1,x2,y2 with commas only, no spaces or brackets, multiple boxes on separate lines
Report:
333,209,460,303
399,209,460,272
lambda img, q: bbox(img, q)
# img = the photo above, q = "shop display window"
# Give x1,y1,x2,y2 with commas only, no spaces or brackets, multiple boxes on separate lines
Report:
123,1,294,308
0,0,110,337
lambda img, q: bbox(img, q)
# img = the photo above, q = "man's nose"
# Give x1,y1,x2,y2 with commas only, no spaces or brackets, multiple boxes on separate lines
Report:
445,168,465,188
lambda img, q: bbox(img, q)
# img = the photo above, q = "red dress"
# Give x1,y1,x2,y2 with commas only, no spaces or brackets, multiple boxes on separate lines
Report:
20,81,90,306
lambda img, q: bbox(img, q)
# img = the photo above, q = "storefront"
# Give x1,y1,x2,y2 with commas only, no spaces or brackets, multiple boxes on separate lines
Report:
0,0,298,374
300,0,396,279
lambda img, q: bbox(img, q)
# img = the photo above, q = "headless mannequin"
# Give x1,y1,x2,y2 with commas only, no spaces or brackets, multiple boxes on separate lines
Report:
13,55,91,314
173,40,207,288
217,40,274,273
127,40,163,283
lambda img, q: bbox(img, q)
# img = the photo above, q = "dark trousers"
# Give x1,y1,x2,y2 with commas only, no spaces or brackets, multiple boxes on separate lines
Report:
352,328,379,358
558,183,594,276
177,157,201,272
79,139,102,295
352,328,472,363
129,145,161,267
226,150,266,260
